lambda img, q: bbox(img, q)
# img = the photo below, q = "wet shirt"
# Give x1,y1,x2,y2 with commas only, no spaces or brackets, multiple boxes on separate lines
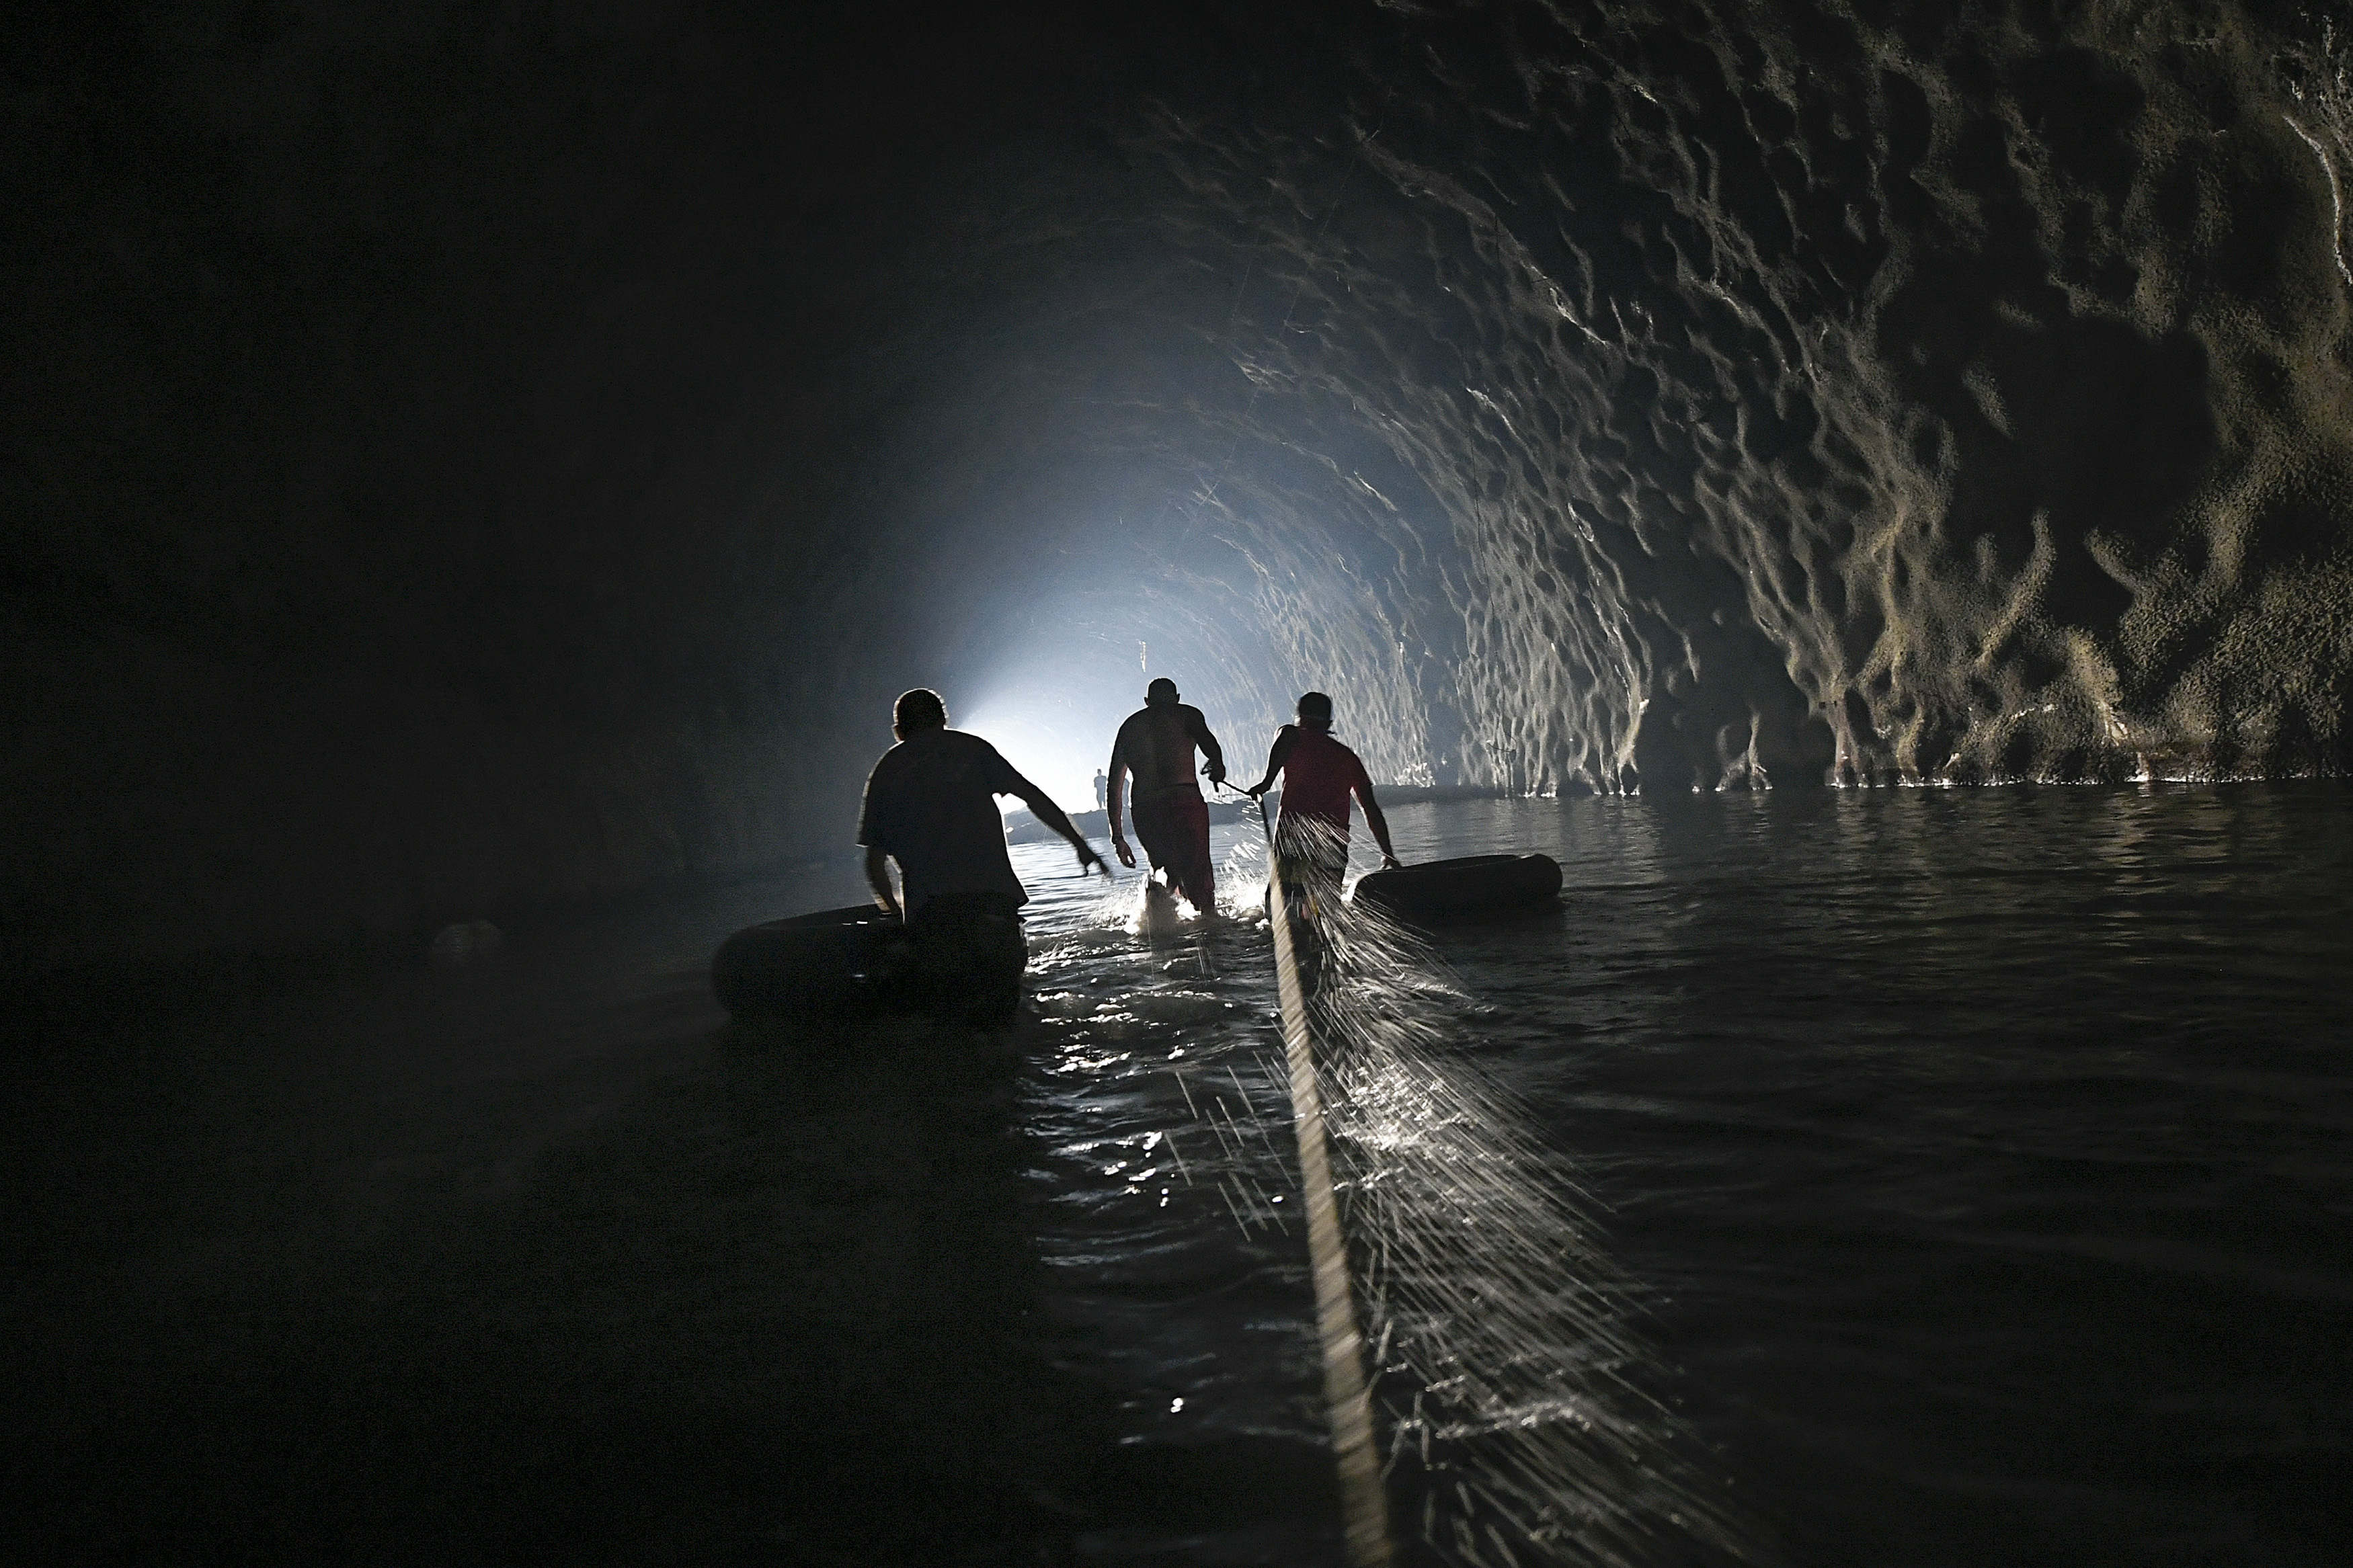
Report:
856,728,1029,913
1273,727,1373,833
1112,704,1215,801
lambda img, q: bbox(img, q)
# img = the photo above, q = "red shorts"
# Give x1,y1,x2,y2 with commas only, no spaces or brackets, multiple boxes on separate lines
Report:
1131,790,1215,912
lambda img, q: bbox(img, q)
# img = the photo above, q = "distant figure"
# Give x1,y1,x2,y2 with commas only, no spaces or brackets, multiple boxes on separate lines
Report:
1244,690,1401,893
1093,770,1108,811
859,688,1107,1016
1107,677,1228,913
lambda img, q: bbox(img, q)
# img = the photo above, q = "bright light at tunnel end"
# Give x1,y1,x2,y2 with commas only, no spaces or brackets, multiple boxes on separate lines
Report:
954,697,1110,817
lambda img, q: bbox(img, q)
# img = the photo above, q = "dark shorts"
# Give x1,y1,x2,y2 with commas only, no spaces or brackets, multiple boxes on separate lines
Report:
1273,814,1349,878
1272,815,1350,921
1131,789,1215,911
907,889,1028,1022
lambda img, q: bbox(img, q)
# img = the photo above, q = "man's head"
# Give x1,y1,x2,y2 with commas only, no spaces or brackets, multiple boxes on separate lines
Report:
1146,677,1179,708
893,688,947,740
1295,690,1334,731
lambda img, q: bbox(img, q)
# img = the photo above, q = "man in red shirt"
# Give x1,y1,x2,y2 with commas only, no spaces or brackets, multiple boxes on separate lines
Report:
1105,677,1228,914
1242,690,1401,895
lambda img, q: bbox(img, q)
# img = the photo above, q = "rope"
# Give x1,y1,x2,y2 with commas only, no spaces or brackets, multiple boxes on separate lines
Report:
1254,790,1394,1566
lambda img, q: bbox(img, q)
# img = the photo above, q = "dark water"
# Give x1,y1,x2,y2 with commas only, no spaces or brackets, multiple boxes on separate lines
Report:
1016,782,2353,1565
8,784,2349,1564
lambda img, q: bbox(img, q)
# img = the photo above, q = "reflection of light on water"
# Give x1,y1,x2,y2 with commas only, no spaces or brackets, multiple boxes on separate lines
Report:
1158,827,1759,1563
1306,893,1762,1567
1019,827,1759,1562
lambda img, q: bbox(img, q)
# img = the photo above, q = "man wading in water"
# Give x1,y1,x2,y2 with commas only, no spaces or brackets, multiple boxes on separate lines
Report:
859,688,1107,1019
1106,677,1228,915
1244,690,1402,909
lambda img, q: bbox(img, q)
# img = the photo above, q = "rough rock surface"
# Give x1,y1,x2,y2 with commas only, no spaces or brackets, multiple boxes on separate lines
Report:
7,1,2352,971
1111,1,2353,792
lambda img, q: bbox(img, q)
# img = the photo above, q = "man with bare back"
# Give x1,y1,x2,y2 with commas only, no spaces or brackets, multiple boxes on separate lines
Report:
1105,677,1228,914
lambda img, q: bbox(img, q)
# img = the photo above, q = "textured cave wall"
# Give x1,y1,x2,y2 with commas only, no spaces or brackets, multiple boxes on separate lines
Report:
1107,0,2353,791
10,0,2353,979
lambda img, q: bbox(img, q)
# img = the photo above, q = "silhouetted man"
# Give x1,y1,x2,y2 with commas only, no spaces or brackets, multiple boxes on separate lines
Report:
1244,690,1400,896
1106,677,1227,913
859,688,1107,1016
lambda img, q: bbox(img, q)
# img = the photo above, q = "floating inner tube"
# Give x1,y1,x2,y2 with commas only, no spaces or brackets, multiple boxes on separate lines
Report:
713,901,1029,1022
712,904,918,1019
1348,853,1562,921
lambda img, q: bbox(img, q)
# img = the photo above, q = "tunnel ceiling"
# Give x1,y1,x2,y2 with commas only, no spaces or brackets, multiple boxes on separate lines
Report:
9,0,2353,960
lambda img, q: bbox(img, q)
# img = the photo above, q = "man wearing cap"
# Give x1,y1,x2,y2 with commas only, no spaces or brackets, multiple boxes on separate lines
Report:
1105,677,1228,914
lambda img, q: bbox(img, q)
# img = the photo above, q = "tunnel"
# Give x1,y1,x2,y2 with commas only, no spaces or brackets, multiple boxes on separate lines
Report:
7,3,2353,1564
11,0,2350,976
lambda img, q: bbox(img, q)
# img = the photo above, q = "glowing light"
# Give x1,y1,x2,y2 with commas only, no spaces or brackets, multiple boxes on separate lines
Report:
953,696,1113,816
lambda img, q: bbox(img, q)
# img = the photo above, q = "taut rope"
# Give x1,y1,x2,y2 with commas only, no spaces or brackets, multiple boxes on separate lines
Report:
1252,790,1394,1566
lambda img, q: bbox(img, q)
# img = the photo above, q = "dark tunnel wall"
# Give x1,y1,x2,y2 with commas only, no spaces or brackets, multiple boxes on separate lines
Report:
7,0,2352,975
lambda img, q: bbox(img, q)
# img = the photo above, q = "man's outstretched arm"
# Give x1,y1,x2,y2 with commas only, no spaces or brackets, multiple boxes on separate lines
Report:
1010,776,1111,876
1188,709,1228,786
864,846,902,915
1243,727,1298,796
1103,745,1136,868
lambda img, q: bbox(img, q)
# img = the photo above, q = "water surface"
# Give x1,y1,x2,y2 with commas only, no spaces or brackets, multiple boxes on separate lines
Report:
1015,782,2352,1565
7,783,2347,1565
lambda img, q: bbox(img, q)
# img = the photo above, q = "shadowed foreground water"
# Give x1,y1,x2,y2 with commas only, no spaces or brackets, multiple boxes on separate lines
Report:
6,783,2348,1564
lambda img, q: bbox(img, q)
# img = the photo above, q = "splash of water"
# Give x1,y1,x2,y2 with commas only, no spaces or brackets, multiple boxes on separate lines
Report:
1172,826,1763,1564
1320,895,1759,1564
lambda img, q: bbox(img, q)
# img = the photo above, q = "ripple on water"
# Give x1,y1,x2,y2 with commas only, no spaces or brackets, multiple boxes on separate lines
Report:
1004,787,2353,1567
